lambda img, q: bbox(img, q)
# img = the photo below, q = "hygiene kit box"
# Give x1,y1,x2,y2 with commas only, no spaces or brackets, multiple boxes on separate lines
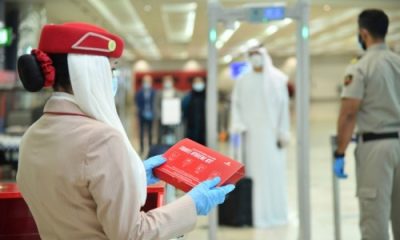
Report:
154,138,245,192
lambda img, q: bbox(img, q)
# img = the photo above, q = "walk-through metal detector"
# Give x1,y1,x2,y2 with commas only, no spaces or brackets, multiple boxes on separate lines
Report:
206,0,311,239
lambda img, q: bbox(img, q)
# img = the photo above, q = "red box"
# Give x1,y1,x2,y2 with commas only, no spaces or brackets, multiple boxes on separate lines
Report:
0,183,165,240
154,138,245,192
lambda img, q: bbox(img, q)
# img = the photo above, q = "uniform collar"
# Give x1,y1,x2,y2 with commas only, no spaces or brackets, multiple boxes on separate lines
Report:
43,93,86,116
367,43,387,52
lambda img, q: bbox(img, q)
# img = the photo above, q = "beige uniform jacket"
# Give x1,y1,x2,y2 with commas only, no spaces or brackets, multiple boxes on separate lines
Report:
16,98,197,240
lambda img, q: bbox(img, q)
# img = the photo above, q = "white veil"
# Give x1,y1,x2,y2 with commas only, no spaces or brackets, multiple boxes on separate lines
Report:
67,54,147,205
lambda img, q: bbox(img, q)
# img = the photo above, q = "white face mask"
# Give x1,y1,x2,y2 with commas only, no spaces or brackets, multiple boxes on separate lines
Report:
193,82,205,92
163,81,173,89
250,54,263,68
112,77,118,96
143,82,152,89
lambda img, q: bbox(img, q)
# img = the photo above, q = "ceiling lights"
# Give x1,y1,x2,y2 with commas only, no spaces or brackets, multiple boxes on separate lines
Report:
265,25,279,35
220,17,294,62
162,3,198,43
216,40,224,49
223,55,233,63
282,18,293,25
216,21,241,50
263,9,360,56
264,18,291,37
309,9,360,36
219,29,235,43
246,38,260,48
87,0,161,60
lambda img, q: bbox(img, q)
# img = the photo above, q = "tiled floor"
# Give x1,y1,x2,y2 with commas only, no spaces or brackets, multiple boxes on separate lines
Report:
129,101,363,240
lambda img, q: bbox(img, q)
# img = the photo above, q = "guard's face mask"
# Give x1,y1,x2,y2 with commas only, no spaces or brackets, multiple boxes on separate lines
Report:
249,54,263,68
358,34,367,51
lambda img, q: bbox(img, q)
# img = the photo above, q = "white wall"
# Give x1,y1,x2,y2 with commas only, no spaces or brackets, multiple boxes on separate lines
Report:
310,54,354,101
218,66,235,92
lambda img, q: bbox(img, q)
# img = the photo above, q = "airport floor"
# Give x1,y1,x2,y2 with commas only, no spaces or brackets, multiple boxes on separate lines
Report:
129,101,362,240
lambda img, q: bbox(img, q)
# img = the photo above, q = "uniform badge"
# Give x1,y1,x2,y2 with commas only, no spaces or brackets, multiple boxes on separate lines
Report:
344,75,353,86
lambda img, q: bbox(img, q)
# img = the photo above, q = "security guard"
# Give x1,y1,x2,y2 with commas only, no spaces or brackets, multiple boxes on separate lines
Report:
334,9,400,240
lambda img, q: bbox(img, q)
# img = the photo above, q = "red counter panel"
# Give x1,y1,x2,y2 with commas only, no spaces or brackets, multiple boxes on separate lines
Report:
0,183,165,239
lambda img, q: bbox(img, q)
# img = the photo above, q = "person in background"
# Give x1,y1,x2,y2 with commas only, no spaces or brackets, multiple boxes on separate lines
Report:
230,46,290,228
135,75,156,154
16,22,234,240
182,77,206,145
334,9,400,240
155,75,182,144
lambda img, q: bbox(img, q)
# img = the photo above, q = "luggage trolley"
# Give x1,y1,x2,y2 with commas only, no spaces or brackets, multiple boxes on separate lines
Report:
330,135,357,240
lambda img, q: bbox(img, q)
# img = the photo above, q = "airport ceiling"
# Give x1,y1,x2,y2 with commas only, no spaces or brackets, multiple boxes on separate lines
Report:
14,0,400,62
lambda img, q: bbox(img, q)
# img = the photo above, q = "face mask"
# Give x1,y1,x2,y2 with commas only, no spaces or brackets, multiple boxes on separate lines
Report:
112,77,118,97
163,81,173,89
250,54,263,68
193,82,205,92
358,34,367,51
143,82,151,89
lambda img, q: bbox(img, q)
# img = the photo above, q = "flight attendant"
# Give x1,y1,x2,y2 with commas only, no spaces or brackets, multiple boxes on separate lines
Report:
16,22,234,240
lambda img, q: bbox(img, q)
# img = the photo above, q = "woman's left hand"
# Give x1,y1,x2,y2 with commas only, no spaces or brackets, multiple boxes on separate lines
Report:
143,155,166,185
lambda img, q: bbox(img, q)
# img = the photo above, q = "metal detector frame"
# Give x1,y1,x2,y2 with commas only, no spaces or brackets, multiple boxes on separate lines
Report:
207,0,311,239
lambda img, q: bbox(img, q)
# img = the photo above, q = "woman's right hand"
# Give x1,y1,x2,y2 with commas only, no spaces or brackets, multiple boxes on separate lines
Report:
188,177,235,216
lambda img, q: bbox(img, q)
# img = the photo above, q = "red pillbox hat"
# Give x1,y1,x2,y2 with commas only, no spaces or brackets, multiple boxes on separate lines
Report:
37,22,124,58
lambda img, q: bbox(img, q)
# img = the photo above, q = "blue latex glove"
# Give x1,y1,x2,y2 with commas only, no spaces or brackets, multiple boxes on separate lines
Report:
143,155,166,185
230,133,241,149
333,156,348,179
188,177,235,216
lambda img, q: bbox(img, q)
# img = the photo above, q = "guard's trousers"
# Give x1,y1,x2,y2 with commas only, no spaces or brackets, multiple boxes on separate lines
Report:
356,139,400,240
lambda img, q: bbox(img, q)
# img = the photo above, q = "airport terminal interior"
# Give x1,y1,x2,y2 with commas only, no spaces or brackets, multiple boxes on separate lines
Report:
0,0,400,239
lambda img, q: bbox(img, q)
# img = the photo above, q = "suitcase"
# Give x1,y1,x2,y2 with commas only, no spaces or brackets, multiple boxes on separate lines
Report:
149,125,177,158
218,177,253,227
219,133,253,227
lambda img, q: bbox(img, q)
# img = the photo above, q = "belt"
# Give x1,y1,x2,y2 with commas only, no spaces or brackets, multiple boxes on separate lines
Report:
359,132,400,142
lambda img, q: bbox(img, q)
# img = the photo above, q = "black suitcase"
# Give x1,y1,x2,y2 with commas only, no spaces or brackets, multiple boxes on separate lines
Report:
218,177,253,227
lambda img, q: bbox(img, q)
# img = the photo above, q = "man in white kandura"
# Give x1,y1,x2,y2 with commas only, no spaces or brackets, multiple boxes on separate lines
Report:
231,46,290,228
